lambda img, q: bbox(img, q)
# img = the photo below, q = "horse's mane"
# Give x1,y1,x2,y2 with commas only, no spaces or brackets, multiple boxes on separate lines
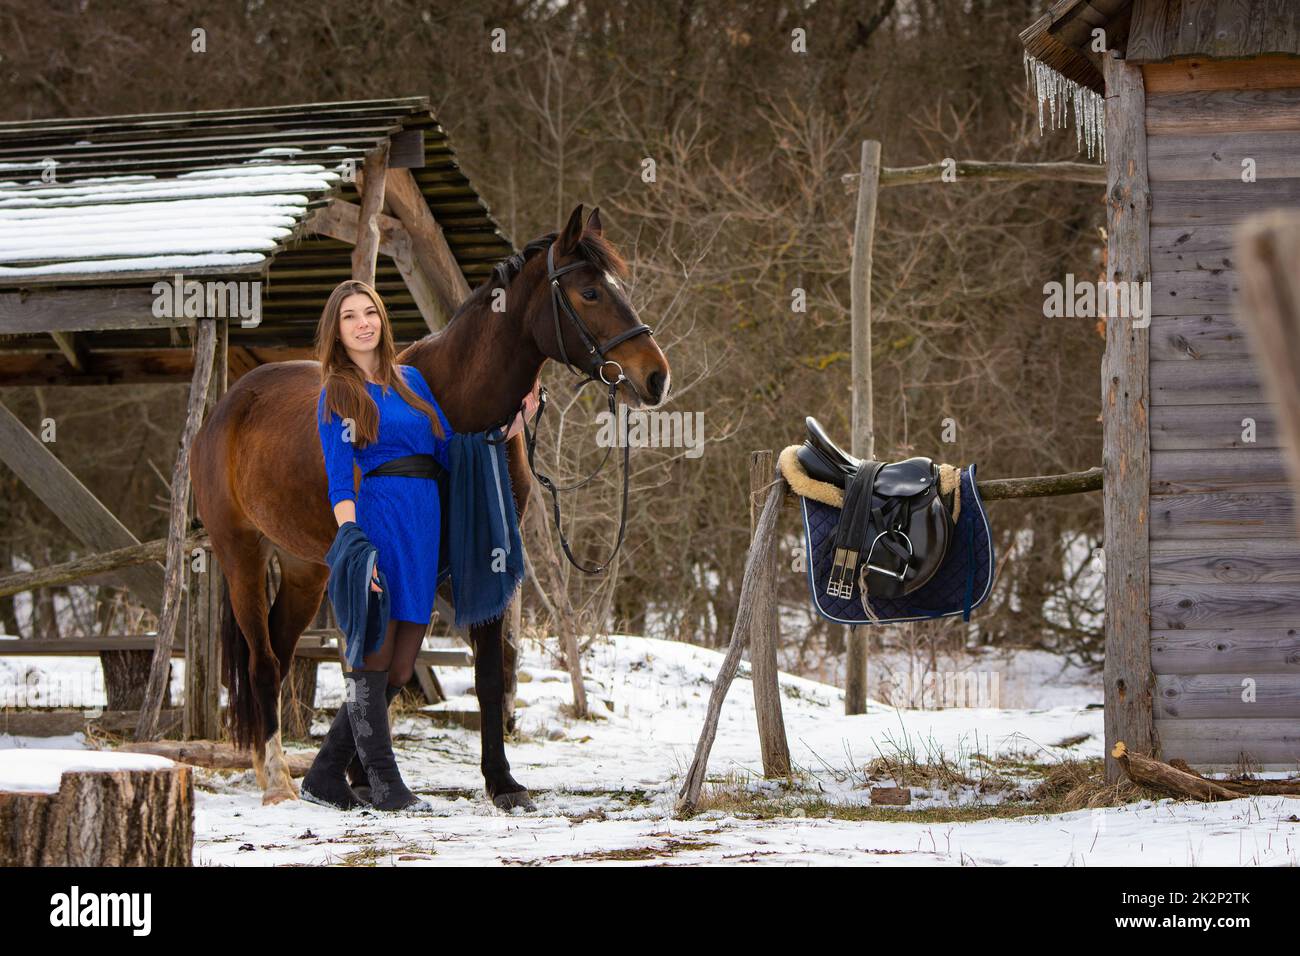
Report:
453,229,629,322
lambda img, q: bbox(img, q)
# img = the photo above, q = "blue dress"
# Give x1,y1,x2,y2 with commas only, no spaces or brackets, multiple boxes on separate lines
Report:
317,364,453,625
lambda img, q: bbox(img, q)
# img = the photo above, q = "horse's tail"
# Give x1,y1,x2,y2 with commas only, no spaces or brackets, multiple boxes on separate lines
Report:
219,576,265,750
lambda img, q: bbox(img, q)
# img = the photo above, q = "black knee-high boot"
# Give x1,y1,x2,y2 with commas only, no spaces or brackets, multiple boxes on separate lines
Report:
345,669,429,812
346,680,402,803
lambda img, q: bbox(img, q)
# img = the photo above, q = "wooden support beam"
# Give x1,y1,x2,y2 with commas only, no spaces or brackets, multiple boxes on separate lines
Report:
1102,50,1156,785
0,287,184,334
749,450,791,778
846,140,880,717
0,400,165,609
136,317,216,742
306,198,449,330
383,166,471,315
185,318,226,740
47,331,85,371
0,346,312,387
352,143,390,285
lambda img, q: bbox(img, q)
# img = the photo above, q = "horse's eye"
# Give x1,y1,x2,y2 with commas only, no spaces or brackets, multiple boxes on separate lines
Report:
581,289,599,302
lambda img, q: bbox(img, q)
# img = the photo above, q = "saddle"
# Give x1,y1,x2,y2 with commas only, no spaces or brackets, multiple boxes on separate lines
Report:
795,418,954,603
778,417,994,626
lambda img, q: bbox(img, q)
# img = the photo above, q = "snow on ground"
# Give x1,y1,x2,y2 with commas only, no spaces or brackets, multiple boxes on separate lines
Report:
2,635,1298,865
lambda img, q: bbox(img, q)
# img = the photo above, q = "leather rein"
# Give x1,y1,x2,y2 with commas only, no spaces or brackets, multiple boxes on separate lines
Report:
486,242,654,574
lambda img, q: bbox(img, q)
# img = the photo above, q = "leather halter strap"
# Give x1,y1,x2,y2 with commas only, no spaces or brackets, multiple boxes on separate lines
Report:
546,242,654,383
484,241,655,575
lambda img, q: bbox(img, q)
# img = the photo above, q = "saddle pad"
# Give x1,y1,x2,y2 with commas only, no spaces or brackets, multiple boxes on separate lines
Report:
800,464,995,626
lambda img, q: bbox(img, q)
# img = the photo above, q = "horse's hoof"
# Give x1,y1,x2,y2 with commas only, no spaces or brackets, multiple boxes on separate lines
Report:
262,787,297,806
492,789,536,812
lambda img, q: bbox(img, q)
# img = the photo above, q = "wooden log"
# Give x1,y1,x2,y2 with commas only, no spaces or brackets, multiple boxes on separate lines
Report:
1156,717,1300,766
1146,88,1300,135
0,530,209,598
1143,56,1300,95
1151,358,1261,405
1152,628,1300,675
351,142,389,285
1151,448,1290,494
383,167,471,317
1150,491,1294,539
976,467,1101,500
115,740,313,777
846,139,880,717
1102,51,1156,785
1150,403,1276,450
748,451,790,777
842,160,1105,188
1149,314,1252,362
0,708,183,737
1147,130,1300,182
677,470,785,815
0,760,192,865
1111,741,1241,801
1154,671,1300,719
1166,758,1300,795
136,318,216,742
1235,210,1300,533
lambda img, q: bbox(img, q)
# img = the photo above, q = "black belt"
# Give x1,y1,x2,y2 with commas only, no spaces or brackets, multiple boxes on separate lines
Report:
363,453,446,481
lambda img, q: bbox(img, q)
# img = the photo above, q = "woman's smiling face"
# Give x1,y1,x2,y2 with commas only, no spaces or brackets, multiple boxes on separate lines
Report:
338,292,381,353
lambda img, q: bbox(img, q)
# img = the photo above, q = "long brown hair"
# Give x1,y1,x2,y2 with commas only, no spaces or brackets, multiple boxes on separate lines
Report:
313,279,445,444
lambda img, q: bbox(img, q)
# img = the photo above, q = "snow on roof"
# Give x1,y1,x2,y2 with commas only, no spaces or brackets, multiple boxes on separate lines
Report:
0,161,342,281
0,748,175,794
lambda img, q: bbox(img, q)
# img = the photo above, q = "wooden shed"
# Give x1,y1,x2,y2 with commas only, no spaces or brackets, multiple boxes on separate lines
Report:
1021,0,1300,776
0,98,512,739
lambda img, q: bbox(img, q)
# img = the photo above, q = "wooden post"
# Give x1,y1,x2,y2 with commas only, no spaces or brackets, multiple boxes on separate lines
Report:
184,317,225,741
1101,51,1155,785
845,139,881,716
352,143,390,285
1235,211,1300,529
136,317,217,742
748,451,791,777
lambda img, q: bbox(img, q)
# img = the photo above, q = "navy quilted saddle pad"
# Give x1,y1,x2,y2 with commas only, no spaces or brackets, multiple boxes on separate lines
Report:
800,464,995,626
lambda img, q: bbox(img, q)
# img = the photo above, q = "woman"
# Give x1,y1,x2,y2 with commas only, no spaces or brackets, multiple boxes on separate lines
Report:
301,279,451,813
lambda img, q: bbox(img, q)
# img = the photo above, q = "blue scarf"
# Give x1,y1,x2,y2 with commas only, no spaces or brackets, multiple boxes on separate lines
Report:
325,521,391,669
438,430,525,629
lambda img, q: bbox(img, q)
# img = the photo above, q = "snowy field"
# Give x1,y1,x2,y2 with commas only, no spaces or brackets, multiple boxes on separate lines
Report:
3,635,1299,866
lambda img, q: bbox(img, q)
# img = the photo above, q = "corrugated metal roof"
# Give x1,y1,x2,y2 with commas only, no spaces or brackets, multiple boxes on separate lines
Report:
0,97,513,349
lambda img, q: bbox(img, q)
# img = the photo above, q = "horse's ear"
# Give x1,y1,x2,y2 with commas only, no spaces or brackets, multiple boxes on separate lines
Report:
557,203,585,254
584,206,604,239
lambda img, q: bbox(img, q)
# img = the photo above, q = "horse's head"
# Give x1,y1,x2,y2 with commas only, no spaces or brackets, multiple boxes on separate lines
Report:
529,204,670,408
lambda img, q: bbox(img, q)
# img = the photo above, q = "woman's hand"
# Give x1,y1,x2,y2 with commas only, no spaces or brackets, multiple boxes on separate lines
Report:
370,563,383,593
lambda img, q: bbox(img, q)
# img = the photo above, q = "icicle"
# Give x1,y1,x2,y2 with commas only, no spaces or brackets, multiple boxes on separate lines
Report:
1024,53,1105,162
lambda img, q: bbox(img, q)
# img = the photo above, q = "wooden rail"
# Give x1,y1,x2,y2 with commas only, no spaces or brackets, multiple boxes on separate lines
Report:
842,159,1106,189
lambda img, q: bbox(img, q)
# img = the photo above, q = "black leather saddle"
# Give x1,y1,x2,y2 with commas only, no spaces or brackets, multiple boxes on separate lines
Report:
796,417,954,602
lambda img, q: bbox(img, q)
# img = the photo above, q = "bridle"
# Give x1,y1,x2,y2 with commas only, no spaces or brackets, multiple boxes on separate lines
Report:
487,241,655,574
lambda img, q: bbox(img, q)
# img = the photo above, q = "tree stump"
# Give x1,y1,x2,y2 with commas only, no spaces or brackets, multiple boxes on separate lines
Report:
0,750,192,865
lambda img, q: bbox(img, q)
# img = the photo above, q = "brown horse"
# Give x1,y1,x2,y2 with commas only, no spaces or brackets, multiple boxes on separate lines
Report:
190,205,671,807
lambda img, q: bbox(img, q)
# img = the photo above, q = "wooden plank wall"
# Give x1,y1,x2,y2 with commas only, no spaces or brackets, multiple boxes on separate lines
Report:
1144,55,1300,768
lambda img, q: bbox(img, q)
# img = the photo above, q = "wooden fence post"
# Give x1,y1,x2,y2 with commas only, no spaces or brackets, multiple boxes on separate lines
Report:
748,451,791,777
846,139,881,716
1101,51,1155,785
184,317,225,741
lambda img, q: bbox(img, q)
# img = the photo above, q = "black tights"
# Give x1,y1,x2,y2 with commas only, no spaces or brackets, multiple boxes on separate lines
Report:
359,618,427,688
